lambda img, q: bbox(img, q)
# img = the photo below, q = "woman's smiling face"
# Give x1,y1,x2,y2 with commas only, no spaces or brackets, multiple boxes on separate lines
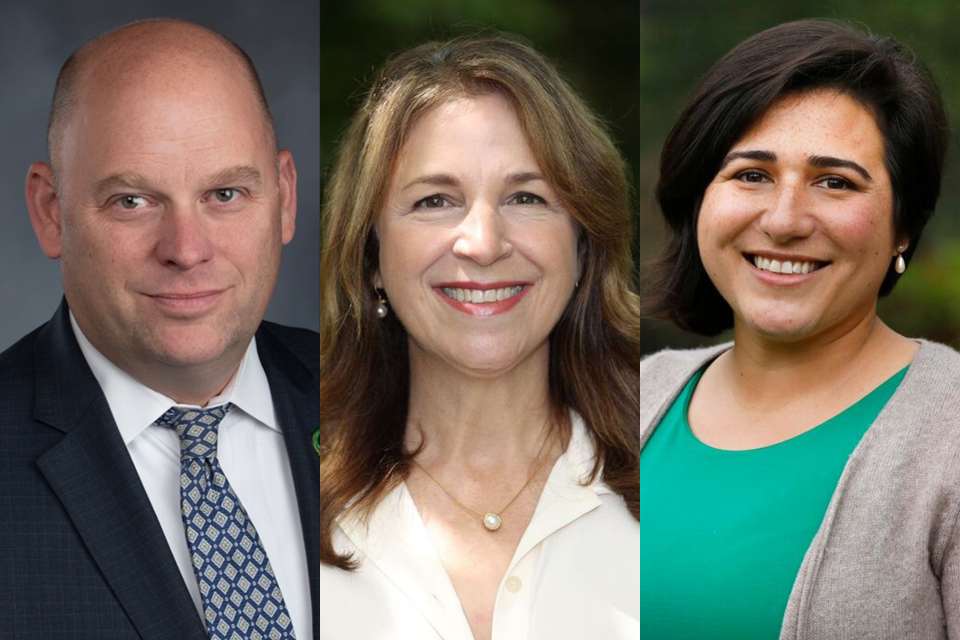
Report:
697,89,901,344
375,93,580,377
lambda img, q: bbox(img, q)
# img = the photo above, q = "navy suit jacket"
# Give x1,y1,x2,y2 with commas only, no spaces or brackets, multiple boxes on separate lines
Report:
0,301,321,639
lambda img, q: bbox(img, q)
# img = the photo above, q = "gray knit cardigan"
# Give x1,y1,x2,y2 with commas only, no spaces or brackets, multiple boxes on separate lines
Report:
637,339,960,639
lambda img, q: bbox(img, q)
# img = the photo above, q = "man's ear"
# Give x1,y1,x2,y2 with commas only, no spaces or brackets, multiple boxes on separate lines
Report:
25,162,63,259
277,150,298,245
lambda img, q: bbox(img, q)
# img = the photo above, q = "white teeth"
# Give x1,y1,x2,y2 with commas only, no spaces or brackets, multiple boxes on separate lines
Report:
751,256,820,275
441,286,524,304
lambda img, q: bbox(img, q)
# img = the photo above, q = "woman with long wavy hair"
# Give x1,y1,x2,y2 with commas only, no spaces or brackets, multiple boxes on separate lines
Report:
317,33,643,639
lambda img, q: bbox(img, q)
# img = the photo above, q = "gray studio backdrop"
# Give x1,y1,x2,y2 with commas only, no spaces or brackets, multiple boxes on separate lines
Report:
0,0,320,353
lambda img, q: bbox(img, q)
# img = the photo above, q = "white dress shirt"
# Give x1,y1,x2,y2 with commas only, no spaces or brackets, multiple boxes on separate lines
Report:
70,314,312,640
318,415,640,640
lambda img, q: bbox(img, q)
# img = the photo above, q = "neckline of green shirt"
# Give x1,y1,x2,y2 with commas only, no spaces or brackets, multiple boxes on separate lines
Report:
638,364,909,640
678,364,910,454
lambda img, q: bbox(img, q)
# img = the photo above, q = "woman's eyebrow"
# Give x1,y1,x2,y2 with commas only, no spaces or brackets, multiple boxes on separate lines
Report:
719,150,873,182
506,172,545,185
718,150,776,170
402,173,460,190
808,155,873,182
402,172,545,191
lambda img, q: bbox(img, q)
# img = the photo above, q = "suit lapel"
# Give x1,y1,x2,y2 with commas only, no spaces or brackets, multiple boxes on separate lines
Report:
33,302,207,640
256,326,321,636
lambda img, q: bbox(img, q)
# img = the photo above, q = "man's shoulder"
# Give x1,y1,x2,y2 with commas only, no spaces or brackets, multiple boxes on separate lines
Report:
0,322,52,432
256,321,320,374
0,323,45,388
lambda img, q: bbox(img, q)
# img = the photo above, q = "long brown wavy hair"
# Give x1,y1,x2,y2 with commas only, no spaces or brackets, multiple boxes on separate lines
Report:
319,33,643,569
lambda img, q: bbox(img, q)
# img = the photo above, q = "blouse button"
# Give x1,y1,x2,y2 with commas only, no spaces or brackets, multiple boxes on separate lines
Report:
505,576,523,593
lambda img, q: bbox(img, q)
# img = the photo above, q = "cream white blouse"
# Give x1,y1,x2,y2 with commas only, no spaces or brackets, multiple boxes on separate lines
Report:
317,416,640,640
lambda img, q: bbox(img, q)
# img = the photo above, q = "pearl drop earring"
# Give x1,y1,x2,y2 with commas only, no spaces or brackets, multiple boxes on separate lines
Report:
375,290,389,319
894,246,907,275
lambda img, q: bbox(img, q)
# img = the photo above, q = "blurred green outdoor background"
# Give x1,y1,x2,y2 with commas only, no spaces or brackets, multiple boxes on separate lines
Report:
320,0,960,354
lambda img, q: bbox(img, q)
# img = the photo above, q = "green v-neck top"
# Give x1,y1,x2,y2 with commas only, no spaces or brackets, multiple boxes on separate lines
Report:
638,365,908,640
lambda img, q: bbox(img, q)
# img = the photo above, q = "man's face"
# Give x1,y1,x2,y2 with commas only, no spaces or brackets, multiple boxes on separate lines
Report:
53,55,296,381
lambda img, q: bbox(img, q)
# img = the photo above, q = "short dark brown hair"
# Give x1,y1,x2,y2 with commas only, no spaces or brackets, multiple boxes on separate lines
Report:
646,19,949,336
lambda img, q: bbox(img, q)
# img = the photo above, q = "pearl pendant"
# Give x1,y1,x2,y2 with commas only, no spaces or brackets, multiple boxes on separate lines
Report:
376,301,389,319
895,254,906,274
483,512,502,531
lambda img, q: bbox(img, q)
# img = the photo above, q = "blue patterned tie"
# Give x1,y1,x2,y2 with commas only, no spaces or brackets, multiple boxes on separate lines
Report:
155,404,297,640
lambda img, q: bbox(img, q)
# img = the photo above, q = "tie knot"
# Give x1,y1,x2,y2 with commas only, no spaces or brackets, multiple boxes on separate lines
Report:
155,403,233,460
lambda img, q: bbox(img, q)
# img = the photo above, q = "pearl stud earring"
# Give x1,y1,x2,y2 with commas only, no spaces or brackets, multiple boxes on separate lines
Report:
375,290,389,319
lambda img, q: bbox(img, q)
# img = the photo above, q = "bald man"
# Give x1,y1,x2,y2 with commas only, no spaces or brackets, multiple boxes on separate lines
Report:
0,20,318,639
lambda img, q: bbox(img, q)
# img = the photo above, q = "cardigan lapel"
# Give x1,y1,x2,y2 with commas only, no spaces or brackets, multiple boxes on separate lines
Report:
780,339,945,639
256,326,321,636
636,344,731,451
33,302,206,640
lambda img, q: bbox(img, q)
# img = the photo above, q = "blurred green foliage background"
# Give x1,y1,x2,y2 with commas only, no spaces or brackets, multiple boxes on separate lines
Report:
321,0,960,353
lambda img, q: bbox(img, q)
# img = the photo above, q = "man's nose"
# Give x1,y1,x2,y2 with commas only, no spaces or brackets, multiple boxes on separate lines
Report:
451,201,512,266
155,204,215,269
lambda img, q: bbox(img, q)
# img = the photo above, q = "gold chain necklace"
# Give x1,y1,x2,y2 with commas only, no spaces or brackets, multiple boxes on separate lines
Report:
411,436,551,532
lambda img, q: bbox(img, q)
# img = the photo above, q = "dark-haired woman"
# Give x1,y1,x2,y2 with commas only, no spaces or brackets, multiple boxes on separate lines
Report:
640,19,960,639
317,34,643,639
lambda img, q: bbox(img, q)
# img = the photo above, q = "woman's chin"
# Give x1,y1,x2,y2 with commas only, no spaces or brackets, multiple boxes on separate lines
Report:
445,351,533,379
739,312,820,343
411,338,547,381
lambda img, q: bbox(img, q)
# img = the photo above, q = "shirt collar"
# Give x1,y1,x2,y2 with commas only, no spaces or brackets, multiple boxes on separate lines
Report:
506,413,610,561
338,411,611,562
70,312,279,445
563,412,613,495
335,413,613,637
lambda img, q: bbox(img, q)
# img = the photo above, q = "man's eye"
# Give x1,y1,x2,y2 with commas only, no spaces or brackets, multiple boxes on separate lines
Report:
509,192,547,206
214,188,238,203
414,194,450,209
117,195,148,210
